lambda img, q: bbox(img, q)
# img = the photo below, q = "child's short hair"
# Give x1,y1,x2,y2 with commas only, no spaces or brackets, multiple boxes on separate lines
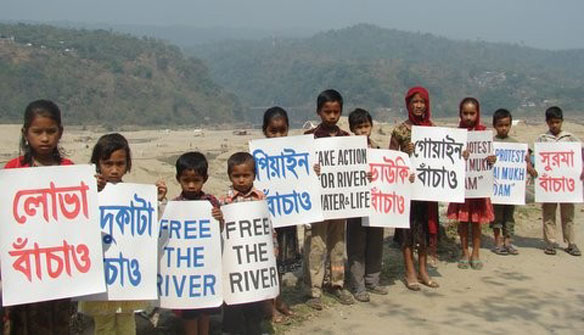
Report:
227,152,256,176
90,133,132,172
175,152,208,178
492,108,512,125
348,108,373,132
262,106,289,133
317,89,343,113
545,106,563,121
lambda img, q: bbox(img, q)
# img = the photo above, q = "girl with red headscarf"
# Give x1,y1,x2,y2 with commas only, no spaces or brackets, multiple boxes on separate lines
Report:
447,97,496,270
389,87,439,291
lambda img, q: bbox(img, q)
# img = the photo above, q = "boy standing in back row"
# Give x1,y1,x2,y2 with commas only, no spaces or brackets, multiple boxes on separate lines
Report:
536,106,582,256
490,109,537,256
346,108,387,302
304,89,355,310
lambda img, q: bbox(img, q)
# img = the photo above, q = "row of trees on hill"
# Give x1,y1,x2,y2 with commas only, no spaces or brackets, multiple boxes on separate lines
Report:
0,23,243,126
190,24,584,123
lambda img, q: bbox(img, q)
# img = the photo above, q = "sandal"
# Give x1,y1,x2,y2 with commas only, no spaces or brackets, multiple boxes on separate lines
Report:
429,256,439,268
305,297,323,310
353,290,370,302
491,246,508,256
457,259,470,269
505,245,519,255
402,277,421,291
565,244,581,257
417,276,439,288
544,246,557,255
470,259,484,270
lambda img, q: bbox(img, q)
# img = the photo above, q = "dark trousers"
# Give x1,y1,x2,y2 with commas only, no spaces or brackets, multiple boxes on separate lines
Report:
223,301,266,335
346,218,384,293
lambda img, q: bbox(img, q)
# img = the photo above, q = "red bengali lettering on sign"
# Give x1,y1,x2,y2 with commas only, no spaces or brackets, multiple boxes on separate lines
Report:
371,188,405,214
370,156,409,184
9,237,91,282
13,181,89,224
538,174,575,193
539,151,574,172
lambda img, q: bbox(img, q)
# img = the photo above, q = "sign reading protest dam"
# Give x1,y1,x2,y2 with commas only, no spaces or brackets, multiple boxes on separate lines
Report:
0,165,105,306
81,183,159,301
465,131,494,198
535,142,583,203
363,149,412,228
411,126,467,203
157,201,222,309
222,201,279,305
249,135,323,227
492,142,528,205
315,136,370,220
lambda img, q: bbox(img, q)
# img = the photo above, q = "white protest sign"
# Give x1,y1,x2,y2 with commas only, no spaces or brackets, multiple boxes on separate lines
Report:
222,201,279,305
411,126,467,203
465,131,494,198
363,149,411,228
315,136,370,220
157,201,223,309
492,142,528,205
80,183,158,301
0,165,105,306
250,135,323,227
535,142,583,203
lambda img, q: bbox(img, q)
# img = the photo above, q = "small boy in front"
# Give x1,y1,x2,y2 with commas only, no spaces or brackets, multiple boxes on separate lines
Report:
221,152,275,335
536,106,582,256
490,109,537,256
172,152,223,335
303,89,355,309
346,108,387,302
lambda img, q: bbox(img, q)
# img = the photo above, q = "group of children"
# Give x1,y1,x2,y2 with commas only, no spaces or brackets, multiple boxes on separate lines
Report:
1,87,581,334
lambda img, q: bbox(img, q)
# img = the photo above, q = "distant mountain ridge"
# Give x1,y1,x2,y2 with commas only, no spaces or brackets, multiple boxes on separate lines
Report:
190,24,584,123
0,23,242,126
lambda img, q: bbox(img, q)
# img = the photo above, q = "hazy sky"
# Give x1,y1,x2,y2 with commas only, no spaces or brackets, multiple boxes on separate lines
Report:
3,0,584,50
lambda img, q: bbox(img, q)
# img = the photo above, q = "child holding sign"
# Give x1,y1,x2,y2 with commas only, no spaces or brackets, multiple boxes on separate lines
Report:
303,89,355,309
346,108,387,301
221,152,275,335
490,109,537,256
389,87,439,290
447,98,496,270
171,152,224,335
4,100,73,335
261,107,298,322
536,106,582,256
80,133,168,335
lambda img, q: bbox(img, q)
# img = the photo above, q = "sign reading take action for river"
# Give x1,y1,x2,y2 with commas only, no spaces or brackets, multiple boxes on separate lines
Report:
315,136,370,220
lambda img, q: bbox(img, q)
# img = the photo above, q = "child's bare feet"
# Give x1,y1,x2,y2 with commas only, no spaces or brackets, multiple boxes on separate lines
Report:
275,299,294,316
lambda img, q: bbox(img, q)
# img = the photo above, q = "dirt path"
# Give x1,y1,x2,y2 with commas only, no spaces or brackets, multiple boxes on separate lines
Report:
284,206,584,335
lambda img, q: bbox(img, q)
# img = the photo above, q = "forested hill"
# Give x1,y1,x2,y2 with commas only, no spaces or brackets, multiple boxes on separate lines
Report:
191,24,584,123
0,23,243,126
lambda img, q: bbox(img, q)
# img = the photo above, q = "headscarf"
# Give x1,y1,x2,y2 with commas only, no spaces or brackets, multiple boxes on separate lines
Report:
458,97,486,131
405,86,432,126
404,86,439,235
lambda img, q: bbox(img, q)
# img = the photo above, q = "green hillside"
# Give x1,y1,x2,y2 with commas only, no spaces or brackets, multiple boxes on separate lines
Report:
0,23,243,126
191,24,584,123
